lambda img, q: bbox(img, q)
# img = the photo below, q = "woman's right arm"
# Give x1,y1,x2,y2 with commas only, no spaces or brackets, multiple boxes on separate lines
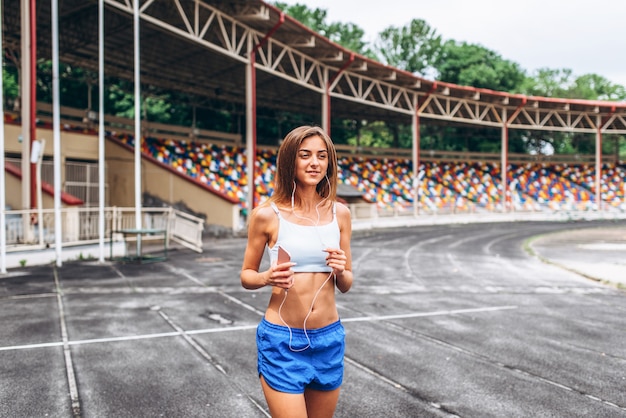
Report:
240,207,271,289
240,206,294,290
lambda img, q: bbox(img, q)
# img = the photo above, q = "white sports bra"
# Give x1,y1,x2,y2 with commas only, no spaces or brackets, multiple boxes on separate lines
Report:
267,202,340,272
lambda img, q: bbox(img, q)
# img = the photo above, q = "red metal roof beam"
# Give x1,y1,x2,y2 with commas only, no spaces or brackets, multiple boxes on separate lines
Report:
251,12,285,54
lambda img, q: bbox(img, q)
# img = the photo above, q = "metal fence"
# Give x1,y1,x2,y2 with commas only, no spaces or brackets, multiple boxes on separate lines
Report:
5,158,105,207
65,161,105,207
3,206,204,253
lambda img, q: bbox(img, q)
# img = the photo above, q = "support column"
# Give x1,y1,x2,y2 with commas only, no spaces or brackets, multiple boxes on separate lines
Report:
501,109,508,212
322,75,330,134
29,0,37,211
1,0,6,273
133,0,142,229
245,49,256,216
412,110,421,215
97,0,106,262
20,0,32,211
595,116,602,211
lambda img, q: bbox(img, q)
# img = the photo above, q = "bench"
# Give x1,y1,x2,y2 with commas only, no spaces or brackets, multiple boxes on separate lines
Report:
110,228,168,263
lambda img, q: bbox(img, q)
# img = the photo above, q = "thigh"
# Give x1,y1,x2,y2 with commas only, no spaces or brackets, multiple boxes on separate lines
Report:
304,387,341,418
260,375,307,418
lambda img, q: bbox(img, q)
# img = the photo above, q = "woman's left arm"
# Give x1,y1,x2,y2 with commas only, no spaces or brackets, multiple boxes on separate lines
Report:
334,203,353,293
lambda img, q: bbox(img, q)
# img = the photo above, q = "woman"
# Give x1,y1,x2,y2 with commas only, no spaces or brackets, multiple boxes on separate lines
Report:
240,125,353,418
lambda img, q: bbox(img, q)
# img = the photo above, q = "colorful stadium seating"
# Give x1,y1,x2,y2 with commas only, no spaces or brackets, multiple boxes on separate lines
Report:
105,132,626,214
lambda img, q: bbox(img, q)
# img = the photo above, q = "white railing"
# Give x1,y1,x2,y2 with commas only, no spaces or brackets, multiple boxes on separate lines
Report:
169,210,206,252
3,206,205,253
347,199,625,222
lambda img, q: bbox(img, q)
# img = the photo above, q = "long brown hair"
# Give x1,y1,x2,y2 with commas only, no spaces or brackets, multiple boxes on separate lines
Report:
269,125,338,206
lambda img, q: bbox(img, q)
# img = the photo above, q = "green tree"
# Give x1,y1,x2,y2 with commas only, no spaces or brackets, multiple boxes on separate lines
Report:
2,65,19,109
36,61,97,109
519,68,574,97
434,41,526,92
105,82,136,118
273,2,375,58
345,120,394,148
518,69,626,157
520,68,626,101
373,19,442,76
569,73,626,101
326,21,375,58
273,2,327,33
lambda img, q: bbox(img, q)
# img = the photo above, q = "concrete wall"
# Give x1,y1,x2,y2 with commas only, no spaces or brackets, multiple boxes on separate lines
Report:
106,140,240,231
4,123,241,231
4,124,85,210
4,170,57,210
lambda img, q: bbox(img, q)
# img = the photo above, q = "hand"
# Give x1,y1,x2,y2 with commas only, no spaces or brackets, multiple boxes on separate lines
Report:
324,248,346,275
267,261,295,289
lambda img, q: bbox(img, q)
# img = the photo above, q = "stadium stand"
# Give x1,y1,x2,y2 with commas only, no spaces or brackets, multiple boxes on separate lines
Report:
8,109,623,217
112,131,626,215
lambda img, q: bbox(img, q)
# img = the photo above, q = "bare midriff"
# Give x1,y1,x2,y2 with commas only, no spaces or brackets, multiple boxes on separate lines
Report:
263,271,338,329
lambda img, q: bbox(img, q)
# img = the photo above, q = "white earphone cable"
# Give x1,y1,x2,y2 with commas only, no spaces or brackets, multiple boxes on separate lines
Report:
279,178,334,351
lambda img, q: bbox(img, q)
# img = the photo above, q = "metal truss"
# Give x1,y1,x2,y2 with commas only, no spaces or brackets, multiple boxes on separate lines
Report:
103,0,626,135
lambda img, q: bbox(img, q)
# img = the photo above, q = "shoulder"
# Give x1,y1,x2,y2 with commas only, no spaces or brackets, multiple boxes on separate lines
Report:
247,204,280,242
335,202,352,230
335,201,351,218
249,203,277,225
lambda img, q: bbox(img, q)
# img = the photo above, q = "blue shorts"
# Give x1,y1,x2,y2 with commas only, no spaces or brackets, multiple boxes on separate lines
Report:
256,317,345,394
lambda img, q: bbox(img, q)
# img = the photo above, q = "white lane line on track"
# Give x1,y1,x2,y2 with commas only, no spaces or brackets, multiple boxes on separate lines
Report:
344,356,409,392
445,252,480,281
343,357,450,414
0,305,516,352
483,231,522,255
448,230,497,249
351,247,372,275
483,231,554,286
217,290,266,316
341,305,518,323
166,265,205,286
157,308,227,373
404,234,453,284
156,307,270,416
53,266,82,417
109,262,141,291
165,264,265,316
1,293,57,300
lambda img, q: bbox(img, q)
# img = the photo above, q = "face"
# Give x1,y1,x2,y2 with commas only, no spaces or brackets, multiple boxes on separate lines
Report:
295,135,329,187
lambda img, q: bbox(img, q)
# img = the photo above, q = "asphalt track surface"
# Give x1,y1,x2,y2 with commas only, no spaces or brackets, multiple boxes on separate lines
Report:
1,219,625,418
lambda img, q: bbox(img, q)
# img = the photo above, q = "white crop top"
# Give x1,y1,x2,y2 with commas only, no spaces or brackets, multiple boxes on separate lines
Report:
268,202,340,272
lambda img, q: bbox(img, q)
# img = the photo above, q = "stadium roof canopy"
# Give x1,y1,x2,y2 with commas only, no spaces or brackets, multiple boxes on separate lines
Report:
3,0,626,134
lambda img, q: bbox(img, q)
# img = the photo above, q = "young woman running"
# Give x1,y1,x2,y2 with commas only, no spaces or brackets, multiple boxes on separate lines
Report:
240,125,353,418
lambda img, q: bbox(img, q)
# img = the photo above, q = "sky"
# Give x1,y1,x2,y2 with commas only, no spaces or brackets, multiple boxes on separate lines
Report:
278,0,626,88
